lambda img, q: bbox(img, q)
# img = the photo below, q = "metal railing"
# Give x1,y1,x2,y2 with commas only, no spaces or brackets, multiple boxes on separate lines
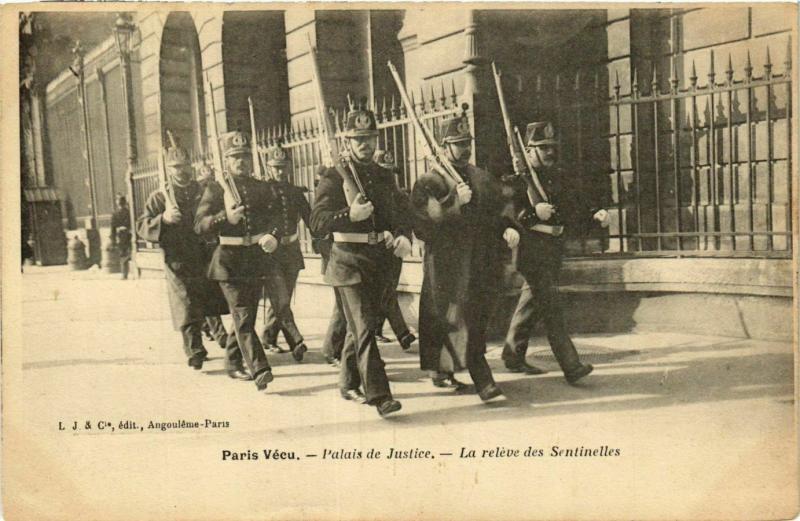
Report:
539,41,793,258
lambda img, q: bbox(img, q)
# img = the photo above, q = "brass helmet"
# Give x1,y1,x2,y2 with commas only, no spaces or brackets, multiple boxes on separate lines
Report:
438,113,471,145
524,121,558,147
266,144,290,167
220,131,251,157
343,108,379,138
164,130,190,167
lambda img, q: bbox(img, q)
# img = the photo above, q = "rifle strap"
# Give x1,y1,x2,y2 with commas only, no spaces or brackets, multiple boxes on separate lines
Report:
525,167,548,209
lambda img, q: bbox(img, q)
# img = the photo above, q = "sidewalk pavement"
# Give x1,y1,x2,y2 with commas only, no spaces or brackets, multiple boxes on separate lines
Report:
12,264,798,520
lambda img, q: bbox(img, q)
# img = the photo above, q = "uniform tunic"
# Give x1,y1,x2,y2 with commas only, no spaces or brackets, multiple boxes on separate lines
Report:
137,182,228,331
310,159,411,404
411,163,514,388
260,180,311,348
501,166,600,373
194,174,282,386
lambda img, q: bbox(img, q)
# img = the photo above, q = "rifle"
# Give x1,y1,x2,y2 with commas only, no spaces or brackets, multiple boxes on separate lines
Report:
157,130,179,210
514,126,548,204
387,60,464,185
204,73,242,205
247,96,264,180
306,34,366,206
492,62,526,178
491,61,548,203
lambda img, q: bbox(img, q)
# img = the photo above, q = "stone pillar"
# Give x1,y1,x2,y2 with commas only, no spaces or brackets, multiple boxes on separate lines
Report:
285,9,370,125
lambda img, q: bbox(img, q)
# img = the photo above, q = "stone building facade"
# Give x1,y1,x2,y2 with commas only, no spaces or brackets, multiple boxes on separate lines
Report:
26,6,796,340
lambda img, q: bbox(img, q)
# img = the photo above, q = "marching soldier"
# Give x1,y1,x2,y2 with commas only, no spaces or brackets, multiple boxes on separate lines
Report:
410,111,519,402
194,131,279,392
258,144,310,362
372,149,416,350
136,142,240,373
310,106,412,417
501,121,607,383
196,161,241,366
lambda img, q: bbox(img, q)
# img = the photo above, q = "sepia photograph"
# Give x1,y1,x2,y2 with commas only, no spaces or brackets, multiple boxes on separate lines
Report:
3,2,798,520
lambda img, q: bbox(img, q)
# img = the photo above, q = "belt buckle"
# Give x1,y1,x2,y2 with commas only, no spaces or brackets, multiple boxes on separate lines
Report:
367,231,379,245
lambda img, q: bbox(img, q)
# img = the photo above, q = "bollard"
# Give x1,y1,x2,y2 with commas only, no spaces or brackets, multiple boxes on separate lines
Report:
67,235,88,271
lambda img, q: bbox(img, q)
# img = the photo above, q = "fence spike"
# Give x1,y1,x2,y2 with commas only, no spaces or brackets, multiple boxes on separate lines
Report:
690,60,698,87
409,90,416,115
745,50,753,78
726,53,734,84
785,36,792,71
439,79,447,108
390,94,398,118
301,118,308,138
765,45,773,77
418,85,425,113
450,77,458,106
429,83,437,111
671,59,679,92
651,63,658,94
632,67,639,95
708,49,716,85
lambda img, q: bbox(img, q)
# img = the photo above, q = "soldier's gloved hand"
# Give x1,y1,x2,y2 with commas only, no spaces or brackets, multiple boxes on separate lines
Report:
393,235,412,258
383,231,395,249
163,206,182,224
226,204,245,225
593,209,610,228
349,194,374,222
259,234,278,253
535,202,555,221
503,227,520,249
456,182,472,205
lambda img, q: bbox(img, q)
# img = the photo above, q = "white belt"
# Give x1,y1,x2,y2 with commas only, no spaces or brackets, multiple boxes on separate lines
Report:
280,232,299,245
219,232,266,246
332,231,385,244
530,224,564,237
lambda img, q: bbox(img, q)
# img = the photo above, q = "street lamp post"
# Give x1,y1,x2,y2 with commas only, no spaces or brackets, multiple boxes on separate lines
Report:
113,13,138,277
72,41,101,267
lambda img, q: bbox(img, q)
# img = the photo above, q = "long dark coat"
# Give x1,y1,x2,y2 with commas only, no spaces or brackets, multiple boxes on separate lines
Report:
137,181,229,330
411,163,513,372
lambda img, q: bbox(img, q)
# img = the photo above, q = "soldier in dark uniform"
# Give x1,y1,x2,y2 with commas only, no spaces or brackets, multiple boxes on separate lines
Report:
195,162,244,375
136,144,240,373
311,168,347,367
194,131,280,392
258,145,310,362
310,107,412,417
372,149,416,350
501,121,608,383
410,112,520,402
110,194,132,280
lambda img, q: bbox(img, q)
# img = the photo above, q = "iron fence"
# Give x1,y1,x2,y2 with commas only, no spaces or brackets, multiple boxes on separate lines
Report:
538,41,793,258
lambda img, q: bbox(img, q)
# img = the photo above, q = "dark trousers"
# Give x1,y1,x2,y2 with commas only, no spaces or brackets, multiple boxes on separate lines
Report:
219,280,272,384
464,303,497,391
322,287,348,361
205,315,244,371
501,266,581,374
338,283,392,405
375,258,410,338
261,266,303,348
179,321,207,360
